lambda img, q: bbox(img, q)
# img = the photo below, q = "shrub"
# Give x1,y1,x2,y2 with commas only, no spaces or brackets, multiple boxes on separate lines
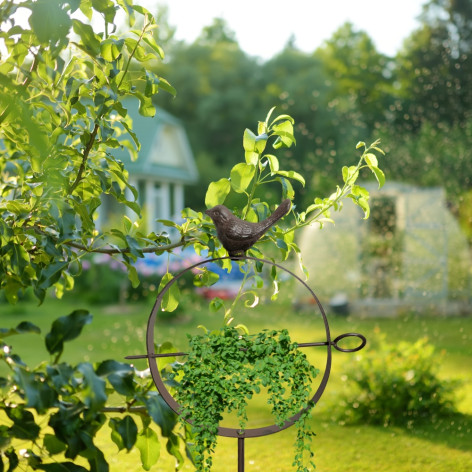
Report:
0,311,184,471
336,335,459,426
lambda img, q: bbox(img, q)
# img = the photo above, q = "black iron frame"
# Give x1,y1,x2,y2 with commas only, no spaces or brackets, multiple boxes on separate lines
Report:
126,256,366,471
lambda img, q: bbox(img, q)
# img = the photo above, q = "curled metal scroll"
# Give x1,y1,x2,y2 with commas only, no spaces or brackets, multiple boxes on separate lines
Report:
127,255,366,439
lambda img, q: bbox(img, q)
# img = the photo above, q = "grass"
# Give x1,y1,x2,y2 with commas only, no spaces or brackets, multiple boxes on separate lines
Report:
1,292,472,471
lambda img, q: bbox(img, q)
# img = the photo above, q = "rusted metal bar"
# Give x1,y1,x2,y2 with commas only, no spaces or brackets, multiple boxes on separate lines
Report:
238,437,245,472
125,352,187,360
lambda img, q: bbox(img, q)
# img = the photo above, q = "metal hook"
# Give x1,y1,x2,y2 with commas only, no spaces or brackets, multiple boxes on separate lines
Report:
297,332,366,353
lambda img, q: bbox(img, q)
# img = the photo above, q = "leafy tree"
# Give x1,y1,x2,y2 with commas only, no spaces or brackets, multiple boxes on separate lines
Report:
154,19,264,207
0,0,176,304
380,0,472,211
314,22,394,131
394,0,472,129
1,311,186,471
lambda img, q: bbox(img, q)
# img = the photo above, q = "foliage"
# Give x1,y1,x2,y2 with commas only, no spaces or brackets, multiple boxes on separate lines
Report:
336,336,460,427
0,0,175,304
0,311,186,472
174,326,318,472
167,109,385,288
395,0,472,130
153,3,472,210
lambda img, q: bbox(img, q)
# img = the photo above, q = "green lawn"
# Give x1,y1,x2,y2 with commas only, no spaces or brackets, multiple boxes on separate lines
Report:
1,295,471,471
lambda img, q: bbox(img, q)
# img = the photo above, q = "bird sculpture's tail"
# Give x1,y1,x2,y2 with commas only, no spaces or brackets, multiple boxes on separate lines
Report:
261,198,291,231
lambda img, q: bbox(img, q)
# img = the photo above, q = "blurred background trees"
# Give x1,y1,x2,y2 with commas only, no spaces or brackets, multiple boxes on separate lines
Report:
152,0,471,239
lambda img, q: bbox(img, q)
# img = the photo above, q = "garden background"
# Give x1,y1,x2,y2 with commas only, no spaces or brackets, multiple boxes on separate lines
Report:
1,0,471,471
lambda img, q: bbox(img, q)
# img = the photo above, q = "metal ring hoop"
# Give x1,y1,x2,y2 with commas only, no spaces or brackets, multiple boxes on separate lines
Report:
146,255,332,439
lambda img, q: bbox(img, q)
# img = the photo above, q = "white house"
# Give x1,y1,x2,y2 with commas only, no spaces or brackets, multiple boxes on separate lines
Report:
98,101,199,234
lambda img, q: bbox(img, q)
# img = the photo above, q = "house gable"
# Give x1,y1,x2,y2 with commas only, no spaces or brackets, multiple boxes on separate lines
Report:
98,99,199,234
115,99,198,184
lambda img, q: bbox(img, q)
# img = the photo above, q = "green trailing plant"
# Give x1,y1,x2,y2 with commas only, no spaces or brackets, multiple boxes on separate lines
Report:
175,326,318,472
335,335,460,427
0,311,187,471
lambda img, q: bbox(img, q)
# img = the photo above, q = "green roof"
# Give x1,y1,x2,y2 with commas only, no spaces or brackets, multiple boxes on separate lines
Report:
114,99,198,184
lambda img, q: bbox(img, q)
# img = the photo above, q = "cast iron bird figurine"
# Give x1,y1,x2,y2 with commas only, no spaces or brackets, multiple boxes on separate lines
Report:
205,199,291,257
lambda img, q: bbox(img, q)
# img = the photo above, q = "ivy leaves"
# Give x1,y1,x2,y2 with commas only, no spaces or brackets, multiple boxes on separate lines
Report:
176,327,319,472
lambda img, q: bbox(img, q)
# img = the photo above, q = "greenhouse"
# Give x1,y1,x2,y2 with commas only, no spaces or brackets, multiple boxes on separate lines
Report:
297,182,471,316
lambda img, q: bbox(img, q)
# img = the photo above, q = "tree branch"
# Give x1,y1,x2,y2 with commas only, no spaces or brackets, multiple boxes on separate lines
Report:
0,47,43,125
69,123,100,194
30,223,190,255
65,238,187,255
101,406,148,414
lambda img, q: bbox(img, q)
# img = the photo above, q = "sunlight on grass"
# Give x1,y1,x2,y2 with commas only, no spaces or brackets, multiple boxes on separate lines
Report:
1,293,471,471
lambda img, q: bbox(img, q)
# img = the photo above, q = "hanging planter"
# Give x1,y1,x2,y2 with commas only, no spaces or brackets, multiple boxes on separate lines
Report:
176,325,318,471
127,256,367,472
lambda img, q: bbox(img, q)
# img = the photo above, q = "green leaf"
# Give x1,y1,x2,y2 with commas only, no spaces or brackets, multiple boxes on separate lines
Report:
193,269,219,287
43,434,67,455
150,75,176,96
145,392,177,437
100,38,124,61
72,20,101,54
0,321,40,339
349,185,370,219
157,341,178,370
371,166,386,189
122,261,140,288
38,261,69,290
243,128,260,165
372,146,385,155
141,34,165,59
255,133,268,153
275,170,305,187
45,310,92,355
230,163,255,194
110,416,137,452
13,368,57,413
134,91,155,117
5,449,18,471
342,165,359,185
277,177,295,200
76,363,107,411
209,297,225,313
364,152,378,168
96,360,135,396
271,120,295,148
6,407,40,440
29,0,72,45
158,273,180,313
243,128,256,153
110,418,125,451
205,178,231,207
166,433,184,470
136,427,160,471
270,113,294,126
356,141,366,149
263,154,279,173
